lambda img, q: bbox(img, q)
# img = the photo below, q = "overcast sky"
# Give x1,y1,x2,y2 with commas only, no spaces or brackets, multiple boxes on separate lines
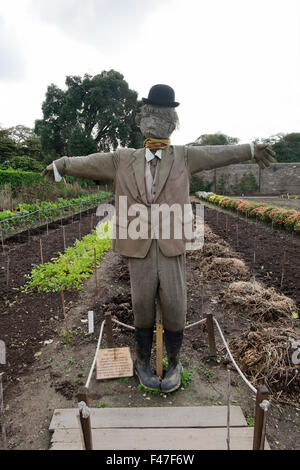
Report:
0,0,299,146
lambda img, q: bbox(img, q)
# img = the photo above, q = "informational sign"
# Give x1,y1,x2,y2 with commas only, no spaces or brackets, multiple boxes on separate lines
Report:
96,347,133,380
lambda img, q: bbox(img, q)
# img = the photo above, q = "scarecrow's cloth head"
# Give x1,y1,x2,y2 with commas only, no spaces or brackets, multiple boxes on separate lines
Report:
136,104,179,139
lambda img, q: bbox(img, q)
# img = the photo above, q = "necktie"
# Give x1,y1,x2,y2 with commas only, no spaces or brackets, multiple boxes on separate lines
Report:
150,156,159,179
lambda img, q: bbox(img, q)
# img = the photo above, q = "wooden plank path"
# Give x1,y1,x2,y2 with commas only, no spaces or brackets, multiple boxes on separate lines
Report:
49,406,270,450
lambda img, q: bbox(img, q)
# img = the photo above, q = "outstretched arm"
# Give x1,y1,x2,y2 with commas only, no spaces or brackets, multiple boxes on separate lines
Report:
187,143,275,175
41,151,119,183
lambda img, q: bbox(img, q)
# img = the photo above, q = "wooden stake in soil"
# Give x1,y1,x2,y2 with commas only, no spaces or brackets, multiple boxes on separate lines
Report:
0,373,7,450
226,365,231,451
60,289,69,341
90,213,94,231
77,386,93,450
105,313,115,349
6,256,10,294
1,230,5,255
205,313,217,357
94,248,98,295
253,385,269,450
62,226,66,251
236,223,239,248
280,250,286,289
39,238,44,264
156,322,164,378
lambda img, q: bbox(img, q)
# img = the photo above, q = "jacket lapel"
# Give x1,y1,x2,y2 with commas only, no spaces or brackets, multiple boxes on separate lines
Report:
153,146,174,202
132,148,148,204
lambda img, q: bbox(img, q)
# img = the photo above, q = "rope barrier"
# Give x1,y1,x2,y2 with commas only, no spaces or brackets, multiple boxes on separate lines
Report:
185,318,206,330
213,317,257,395
110,315,257,395
89,314,259,398
85,319,106,390
111,318,135,331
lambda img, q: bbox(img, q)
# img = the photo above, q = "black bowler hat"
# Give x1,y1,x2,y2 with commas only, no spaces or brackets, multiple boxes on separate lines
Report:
142,84,180,108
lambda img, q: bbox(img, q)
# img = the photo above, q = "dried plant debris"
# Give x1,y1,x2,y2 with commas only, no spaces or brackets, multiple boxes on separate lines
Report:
200,257,250,282
221,281,297,322
229,326,300,405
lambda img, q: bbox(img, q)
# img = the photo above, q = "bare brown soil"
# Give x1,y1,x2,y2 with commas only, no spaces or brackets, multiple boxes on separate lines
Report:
0,204,299,450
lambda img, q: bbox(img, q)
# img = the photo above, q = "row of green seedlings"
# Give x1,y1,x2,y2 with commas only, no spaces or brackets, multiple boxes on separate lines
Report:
26,222,111,339
0,193,112,257
3,205,102,297
0,192,111,235
21,221,112,341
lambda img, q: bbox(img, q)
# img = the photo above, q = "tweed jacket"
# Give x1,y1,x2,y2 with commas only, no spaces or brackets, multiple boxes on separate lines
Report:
54,144,252,258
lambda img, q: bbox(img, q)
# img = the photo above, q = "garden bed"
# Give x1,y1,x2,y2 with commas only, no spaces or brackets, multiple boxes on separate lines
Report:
0,204,299,450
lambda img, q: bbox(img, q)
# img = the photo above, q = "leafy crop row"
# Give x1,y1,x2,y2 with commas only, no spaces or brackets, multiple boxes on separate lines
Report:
23,221,112,292
198,192,300,233
0,192,112,235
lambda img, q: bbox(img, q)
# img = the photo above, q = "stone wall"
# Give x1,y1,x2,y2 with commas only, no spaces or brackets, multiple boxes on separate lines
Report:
196,163,300,195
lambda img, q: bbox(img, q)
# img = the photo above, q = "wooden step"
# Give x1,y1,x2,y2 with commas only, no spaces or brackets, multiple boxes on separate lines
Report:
49,406,270,450
49,406,247,431
50,427,269,450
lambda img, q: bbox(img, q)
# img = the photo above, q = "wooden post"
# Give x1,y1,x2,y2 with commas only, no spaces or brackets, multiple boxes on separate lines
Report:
205,313,217,357
226,365,231,451
201,283,204,316
236,223,239,248
253,385,269,450
156,303,164,378
60,289,69,341
6,257,10,294
156,323,163,378
105,312,114,348
77,386,93,450
1,230,5,255
0,373,7,450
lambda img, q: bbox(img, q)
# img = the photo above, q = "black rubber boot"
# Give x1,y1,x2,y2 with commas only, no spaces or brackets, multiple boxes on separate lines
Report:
134,327,161,391
161,329,184,393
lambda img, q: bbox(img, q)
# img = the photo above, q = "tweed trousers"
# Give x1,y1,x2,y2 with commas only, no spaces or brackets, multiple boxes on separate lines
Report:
128,240,187,332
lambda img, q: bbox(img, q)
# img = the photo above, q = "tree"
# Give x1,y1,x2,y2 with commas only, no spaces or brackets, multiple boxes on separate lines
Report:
187,132,239,146
2,125,42,161
0,155,43,172
0,138,17,164
35,70,143,158
259,133,300,163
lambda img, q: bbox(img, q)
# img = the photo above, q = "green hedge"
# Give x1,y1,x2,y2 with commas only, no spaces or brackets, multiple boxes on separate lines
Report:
0,170,44,190
0,169,97,192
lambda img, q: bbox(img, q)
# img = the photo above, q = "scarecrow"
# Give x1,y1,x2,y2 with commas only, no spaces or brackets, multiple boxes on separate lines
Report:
42,84,275,393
